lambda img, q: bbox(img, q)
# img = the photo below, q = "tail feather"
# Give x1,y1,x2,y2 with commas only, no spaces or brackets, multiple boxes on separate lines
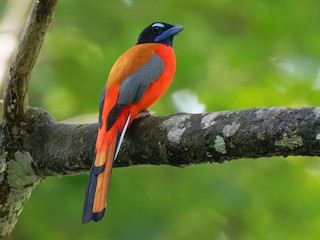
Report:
114,114,131,159
82,147,114,223
82,152,103,223
82,113,131,224
93,144,115,214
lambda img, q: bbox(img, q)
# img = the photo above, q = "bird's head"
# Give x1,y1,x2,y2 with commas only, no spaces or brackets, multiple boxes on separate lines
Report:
137,22,184,46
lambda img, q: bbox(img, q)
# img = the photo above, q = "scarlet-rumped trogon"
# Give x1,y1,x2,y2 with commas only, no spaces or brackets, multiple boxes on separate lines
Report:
82,22,183,224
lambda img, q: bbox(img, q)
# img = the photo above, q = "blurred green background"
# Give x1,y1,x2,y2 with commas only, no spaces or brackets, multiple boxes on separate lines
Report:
1,0,320,239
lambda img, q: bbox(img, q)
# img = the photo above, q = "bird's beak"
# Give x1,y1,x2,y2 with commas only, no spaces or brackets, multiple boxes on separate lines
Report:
155,24,184,42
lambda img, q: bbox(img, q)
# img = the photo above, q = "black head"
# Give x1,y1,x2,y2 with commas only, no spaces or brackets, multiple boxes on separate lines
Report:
137,22,184,46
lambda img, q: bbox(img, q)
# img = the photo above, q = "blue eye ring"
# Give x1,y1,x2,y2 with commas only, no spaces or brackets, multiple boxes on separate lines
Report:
152,23,165,28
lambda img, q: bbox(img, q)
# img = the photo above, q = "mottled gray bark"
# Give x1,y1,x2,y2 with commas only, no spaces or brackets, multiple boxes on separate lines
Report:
1,0,57,238
1,0,320,238
25,107,320,177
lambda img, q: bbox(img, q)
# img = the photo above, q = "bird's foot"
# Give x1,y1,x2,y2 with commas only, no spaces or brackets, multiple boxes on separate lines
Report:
137,109,155,119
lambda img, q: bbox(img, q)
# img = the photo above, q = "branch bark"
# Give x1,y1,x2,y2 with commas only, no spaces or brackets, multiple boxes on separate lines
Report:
3,0,57,119
1,0,320,238
1,0,57,238
24,107,320,177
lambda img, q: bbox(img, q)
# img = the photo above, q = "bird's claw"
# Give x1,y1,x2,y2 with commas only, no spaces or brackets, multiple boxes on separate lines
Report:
137,109,156,118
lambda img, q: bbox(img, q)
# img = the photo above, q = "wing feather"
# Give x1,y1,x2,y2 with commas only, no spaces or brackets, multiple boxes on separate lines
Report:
106,44,164,130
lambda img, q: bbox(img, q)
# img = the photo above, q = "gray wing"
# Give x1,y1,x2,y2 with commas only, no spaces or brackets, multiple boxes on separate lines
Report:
106,53,164,130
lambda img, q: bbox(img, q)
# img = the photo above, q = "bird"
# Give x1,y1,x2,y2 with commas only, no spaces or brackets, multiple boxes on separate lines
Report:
82,22,183,224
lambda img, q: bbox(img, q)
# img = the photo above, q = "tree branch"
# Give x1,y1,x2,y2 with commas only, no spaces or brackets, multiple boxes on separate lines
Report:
24,106,320,177
0,1,57,238
3,0,57,120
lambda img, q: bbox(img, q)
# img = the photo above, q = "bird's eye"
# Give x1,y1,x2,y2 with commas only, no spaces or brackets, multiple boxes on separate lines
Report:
152,26,162,34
